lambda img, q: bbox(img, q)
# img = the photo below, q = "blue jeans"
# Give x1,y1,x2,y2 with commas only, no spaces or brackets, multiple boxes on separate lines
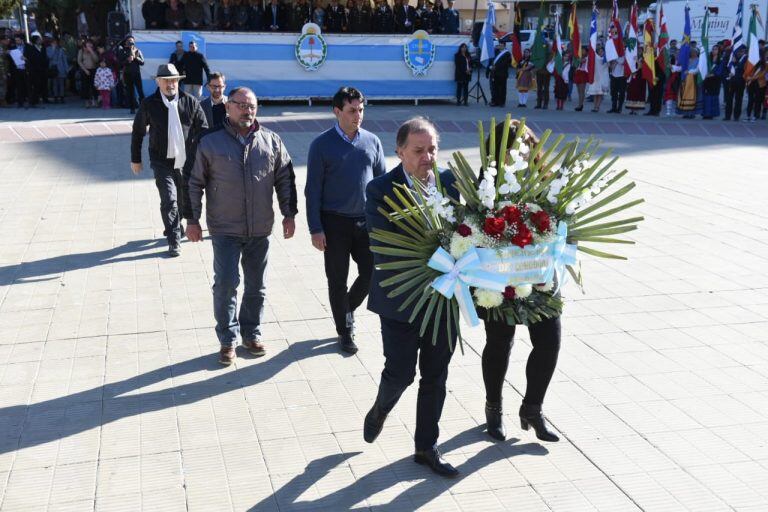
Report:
211,235,270,347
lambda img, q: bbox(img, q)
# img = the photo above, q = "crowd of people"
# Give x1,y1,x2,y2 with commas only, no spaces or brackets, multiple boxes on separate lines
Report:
0,32,150,111
141,0,462,34
473,36,768,122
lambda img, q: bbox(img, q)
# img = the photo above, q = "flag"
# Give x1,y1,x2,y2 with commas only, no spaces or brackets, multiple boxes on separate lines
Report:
570,2,581,67
588,5,598,83
624,1,639,76
509,2,523,66
731,0,744,55
642,18,655,86
743,5,760,80
678,4,691,81
548,12,565,76
655,0,669,76
480,1,497,66
697,5,710,81
605,0,626,64
531,1,549,69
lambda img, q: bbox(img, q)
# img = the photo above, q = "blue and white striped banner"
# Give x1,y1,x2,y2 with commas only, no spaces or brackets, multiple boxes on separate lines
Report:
133,31,469,99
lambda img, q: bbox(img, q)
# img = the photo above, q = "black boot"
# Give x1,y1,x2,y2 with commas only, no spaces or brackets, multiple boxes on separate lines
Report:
519,403,559,442
485,401,506,441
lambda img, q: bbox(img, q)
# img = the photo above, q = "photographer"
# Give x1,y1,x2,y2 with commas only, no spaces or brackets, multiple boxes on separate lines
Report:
119,36,145,114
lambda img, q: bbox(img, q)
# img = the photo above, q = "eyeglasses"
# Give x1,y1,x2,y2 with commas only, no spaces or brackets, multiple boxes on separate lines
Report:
209,85,225,90
230,100,257,111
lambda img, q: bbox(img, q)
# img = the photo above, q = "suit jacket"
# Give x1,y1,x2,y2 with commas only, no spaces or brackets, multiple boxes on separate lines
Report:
490,50,512,80
394,4,417,33
200,94,227,128
365,164,458,323
265,3,286,30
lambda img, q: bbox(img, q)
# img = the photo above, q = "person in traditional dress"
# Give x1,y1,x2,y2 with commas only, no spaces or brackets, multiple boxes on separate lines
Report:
664,55,681,116
553,50,570,111
677,48,702,119
515,48,534,107
573,46,589,111
586,46,609,112
625,69,646,115
702,44,725,119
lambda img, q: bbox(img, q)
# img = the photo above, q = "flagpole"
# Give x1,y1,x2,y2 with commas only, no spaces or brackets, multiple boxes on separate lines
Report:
472,0,479,34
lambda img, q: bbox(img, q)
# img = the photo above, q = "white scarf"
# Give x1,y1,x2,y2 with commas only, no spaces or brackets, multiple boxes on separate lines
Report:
161,92,186,169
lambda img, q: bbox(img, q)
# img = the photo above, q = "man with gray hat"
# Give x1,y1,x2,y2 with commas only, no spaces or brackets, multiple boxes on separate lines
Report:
130,63,208,257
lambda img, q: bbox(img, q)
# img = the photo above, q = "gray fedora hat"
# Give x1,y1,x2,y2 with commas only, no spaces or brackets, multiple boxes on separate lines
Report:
152,63,186,80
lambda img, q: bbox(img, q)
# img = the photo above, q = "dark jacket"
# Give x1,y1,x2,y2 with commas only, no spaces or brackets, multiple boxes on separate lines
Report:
489,50,512,80
181,51,210,86
131,89,208,166
325,4,347,32
365,165,458,322
372,4,394,33
185,120,299,237
119,45,144,76
169,50,185,76
24,44,48,72
142,0,167,28
347,5,371,33
394,4,417,33
441,8,459,34
200,94,227,128
454,52,471,82
288,1,312,31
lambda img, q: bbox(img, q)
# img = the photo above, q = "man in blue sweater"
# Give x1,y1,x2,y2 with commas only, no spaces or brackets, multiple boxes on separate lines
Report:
305,87,387,354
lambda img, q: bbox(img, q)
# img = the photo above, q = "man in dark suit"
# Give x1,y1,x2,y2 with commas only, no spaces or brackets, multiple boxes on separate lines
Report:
362,118,460,478
200,71,227,128
394,0,417,34
325,0,347,32
488,41,511,107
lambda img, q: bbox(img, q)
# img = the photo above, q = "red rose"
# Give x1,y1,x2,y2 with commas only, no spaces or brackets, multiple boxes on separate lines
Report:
457,224,472,237
483,217,506,239
501,205,522,225
511,223,533,247
531,211,551,233
503,286,516,300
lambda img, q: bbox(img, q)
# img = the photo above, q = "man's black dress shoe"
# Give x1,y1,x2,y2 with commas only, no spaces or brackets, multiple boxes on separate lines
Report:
519,403,559,442
485,401,506,441
363,403,388,443
339,332,358,354
414,447,459,478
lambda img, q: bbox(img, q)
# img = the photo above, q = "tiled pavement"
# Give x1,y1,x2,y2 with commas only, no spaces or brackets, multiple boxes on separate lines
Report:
1,102,767,511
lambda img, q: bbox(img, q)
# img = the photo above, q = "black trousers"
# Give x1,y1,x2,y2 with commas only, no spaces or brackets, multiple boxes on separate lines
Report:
124,73,145,111
321,212,373,335
28,69,48,105
535,69,550,107
150,161,183,245
725,79,746,120
610,75,626,112
375,316,455,451
647,77,664,114
12,69,27,106
456,80,468,104
482,316,561,407
490,76,507,106
746,82,765,119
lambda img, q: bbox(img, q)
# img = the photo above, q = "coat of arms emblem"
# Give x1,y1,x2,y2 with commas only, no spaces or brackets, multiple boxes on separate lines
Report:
295,23,328,71
404,30,436,76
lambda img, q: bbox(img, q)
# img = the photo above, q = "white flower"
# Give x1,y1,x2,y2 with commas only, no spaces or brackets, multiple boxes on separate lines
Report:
449,233,474,259
526,203,542,213
474,288,504,308
499,170,521,195
518,142,530,156
477,178,496,210
535,281,554,292
515,284,533,298
565,202,577,215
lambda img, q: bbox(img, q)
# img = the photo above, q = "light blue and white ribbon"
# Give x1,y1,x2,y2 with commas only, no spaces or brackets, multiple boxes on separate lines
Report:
428,247,507,327
551,222,578,293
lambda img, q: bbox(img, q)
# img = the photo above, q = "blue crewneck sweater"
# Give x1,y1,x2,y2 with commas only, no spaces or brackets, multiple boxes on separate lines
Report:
305,126,387,234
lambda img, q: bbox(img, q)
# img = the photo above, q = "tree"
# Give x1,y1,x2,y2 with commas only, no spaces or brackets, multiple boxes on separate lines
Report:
0,0,20,20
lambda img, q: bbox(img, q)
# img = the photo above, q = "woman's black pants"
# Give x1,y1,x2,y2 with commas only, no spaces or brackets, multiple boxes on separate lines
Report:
482,316,561,407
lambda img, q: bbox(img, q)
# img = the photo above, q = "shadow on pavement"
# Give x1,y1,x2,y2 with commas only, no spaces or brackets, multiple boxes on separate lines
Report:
249,425,549,511
0,239,165,286
0,337,340,457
